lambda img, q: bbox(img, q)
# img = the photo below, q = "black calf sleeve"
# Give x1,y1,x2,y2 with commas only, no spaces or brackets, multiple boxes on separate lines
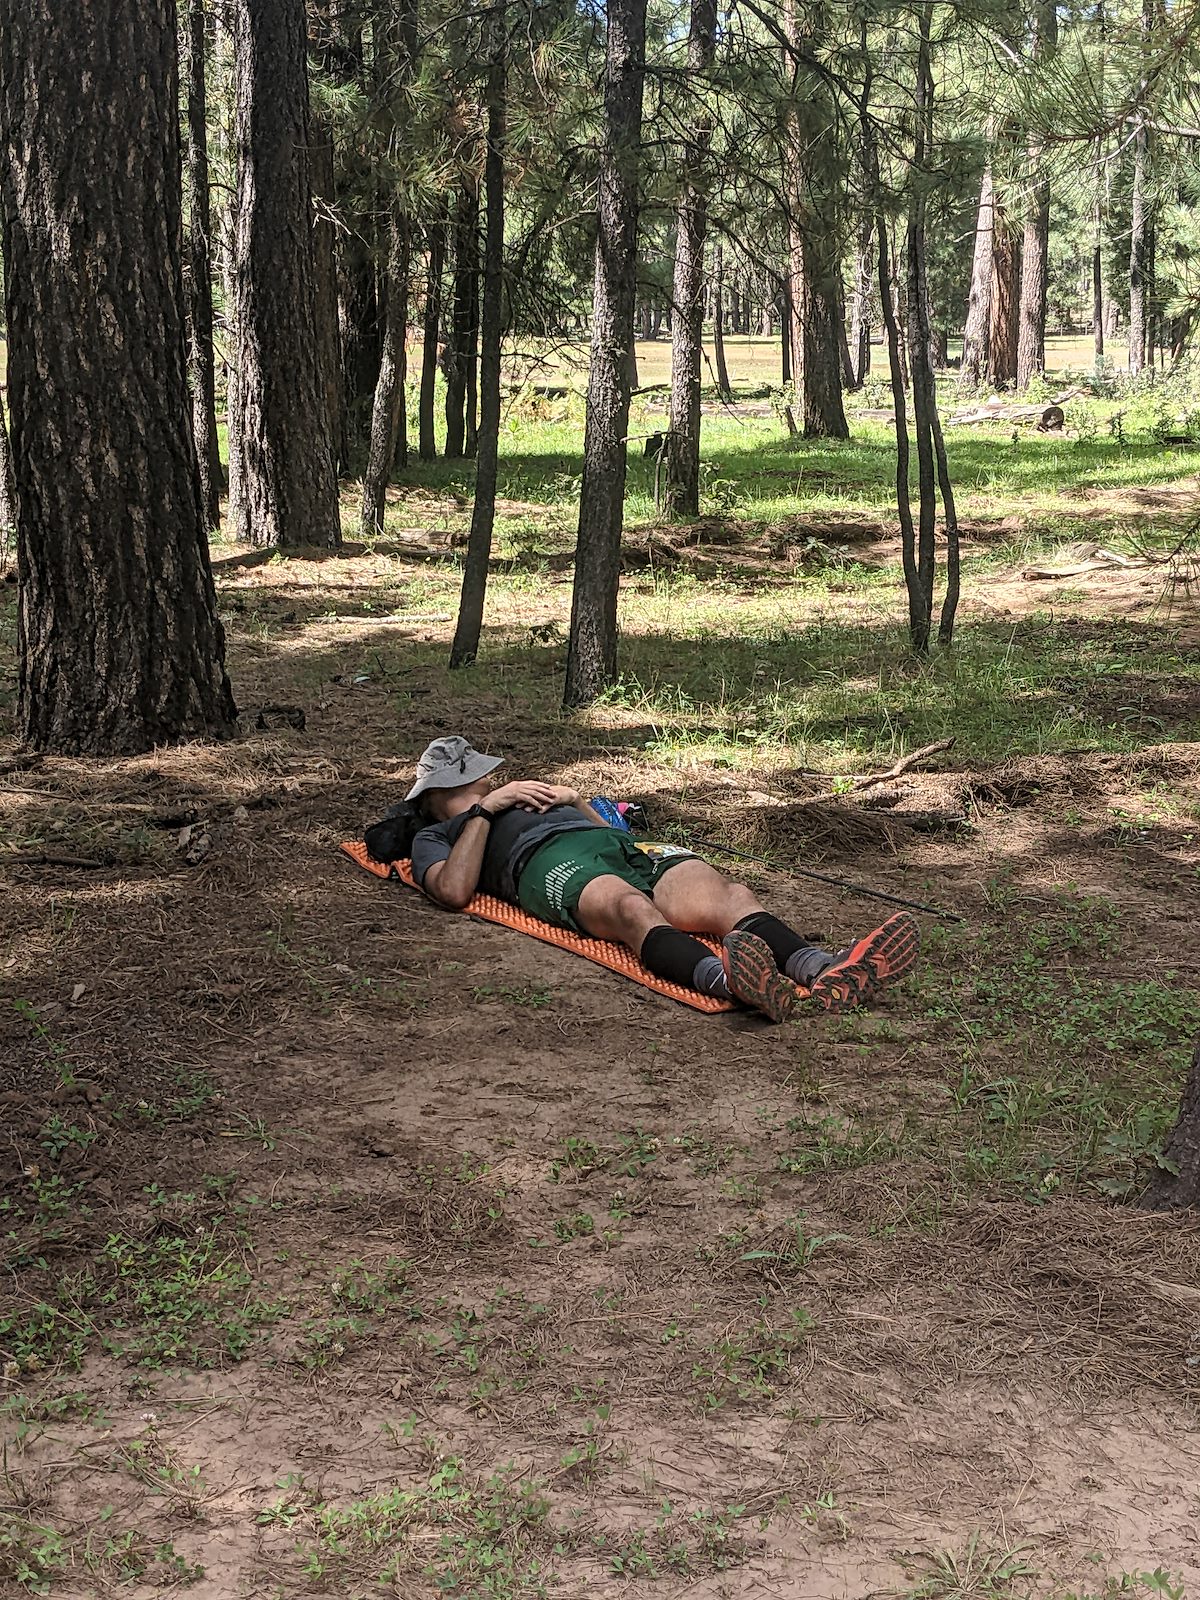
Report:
641,925,715,989
733,911,813,968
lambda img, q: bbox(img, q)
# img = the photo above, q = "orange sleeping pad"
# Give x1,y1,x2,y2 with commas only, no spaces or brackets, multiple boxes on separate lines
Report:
339,840,736,1013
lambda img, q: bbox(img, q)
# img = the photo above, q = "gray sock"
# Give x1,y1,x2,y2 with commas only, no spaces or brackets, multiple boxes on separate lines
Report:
785,947,841,985
692,954,731,998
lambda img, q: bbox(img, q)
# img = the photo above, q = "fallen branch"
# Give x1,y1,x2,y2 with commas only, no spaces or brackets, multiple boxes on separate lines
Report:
0,754,43,776
808,738,956,802
1022,546,1150,581
3,852,107,869
210,546,278,573
314,612,452,624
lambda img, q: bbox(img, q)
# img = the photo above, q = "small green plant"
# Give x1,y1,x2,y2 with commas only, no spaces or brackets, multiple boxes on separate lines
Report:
548,1136,605,1182
692,1309,812,1412
897,1533,1036,1599
552,1211,595,1242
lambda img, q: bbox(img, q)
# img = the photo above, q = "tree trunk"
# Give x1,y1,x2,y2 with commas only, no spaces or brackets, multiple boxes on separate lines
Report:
1129,123,1150,377
1016,184,1049,389
308,2,344,476
782,0,848,439
663,0,716,520
1092,143,1106,359
904,14,936,657
214,4,242,533
1016,0,1057,390
465,250,480,455
837,291,856,390
1142,1039,1200,1210
0,0,237,754
780,273,792,385
987,198,1019,389
878,217,921,651
339,229,381,467
231,0,340,549
450,0,506,669
418,216,446,460
562,0,647,709
182,0,223,528
0,388,18,567
712,243,732,400
444,186,478,459
960,165,993,386
360,208,409,536
847,220,873,387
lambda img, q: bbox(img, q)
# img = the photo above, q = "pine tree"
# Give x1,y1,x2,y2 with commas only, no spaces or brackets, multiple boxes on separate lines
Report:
0,0,237,753
662,0,717,520
450,0,508,668
563,0,648,708
182,0,224,528
231,0,341,549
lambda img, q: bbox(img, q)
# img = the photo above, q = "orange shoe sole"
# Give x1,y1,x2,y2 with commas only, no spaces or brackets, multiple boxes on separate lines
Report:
808,913,919,1013
722,930,797,1024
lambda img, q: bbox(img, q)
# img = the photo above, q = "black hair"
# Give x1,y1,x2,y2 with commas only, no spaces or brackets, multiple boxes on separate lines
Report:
364,798,427,864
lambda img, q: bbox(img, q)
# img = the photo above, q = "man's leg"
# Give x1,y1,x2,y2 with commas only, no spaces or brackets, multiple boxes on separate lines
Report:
651,859,921,1010
650,860,834,985
573,871,795,1022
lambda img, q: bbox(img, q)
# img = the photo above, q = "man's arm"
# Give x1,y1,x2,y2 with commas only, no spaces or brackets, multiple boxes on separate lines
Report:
423,815,491,910
537,784,611,826
423,781,561,909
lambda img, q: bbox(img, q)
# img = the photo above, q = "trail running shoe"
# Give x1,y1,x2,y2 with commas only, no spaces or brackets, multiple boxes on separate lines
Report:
721,930,797,1024
808,912,920,1013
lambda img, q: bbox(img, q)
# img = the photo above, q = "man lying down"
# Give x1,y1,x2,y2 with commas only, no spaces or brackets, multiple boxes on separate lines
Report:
368,735,919,1023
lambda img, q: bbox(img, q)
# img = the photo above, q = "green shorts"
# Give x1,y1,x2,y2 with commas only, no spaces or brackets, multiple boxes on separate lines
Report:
516,830,696,932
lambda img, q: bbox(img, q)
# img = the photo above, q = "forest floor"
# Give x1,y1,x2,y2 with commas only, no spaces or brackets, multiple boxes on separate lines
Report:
2,394,1200,1599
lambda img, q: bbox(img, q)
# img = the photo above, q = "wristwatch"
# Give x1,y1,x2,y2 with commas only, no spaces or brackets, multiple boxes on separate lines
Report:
464,803,494,824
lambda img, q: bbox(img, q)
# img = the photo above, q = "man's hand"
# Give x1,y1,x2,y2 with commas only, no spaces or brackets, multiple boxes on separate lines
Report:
482,780,564,815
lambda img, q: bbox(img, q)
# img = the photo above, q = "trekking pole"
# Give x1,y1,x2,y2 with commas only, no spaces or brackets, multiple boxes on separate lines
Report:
687,837,965,923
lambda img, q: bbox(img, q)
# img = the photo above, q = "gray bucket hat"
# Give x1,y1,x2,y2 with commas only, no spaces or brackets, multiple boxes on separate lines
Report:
406,735,503,800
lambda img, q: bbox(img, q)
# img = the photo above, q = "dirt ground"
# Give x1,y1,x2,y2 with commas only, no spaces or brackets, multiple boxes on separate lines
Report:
2,523,1200,1599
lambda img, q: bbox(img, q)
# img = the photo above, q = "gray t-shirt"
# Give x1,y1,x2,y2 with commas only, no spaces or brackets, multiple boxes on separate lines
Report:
410,803,603,903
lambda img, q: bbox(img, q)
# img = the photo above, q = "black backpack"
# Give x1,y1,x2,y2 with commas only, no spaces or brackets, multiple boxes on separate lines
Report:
364,800,423,864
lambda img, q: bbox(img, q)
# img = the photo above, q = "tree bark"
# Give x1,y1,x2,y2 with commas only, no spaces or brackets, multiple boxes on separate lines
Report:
662,0,716,521
1142,1039,1200,1210
782,0,848,439
450,0,507,668
562,0,648,708
780,273,792,385
1016,0,1057,390
1016,184,1049,389
182,0,223,528
0,0,237,754
712,243,733,400
847,220,873,387
308,2,344,475
231,0,340,549
444,185,479,459
878,217,921,652
418,215,446,460
360,208,409,536
905,10,936,656
0,388,18,566
987,196,1019,389
803,243,851,438
1129,125,1151,377
214,5,243,533
960,165,993,387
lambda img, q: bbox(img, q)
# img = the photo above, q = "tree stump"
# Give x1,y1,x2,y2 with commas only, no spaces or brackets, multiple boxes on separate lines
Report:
1141,1037,1200,1210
